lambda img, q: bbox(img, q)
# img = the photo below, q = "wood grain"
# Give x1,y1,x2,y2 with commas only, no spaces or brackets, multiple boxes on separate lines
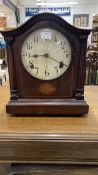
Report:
0,82,98,135
0,83,98,164
11,164,98,175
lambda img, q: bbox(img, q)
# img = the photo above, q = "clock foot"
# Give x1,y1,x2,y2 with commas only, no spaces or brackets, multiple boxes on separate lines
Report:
6,99,89,115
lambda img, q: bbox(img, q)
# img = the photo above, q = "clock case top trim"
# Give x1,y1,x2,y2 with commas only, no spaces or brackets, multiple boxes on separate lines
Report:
0,13,91,115
1,13,91,36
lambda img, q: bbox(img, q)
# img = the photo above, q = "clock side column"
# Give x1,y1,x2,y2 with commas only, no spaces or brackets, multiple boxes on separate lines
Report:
5,36,18,100
75,35,88,100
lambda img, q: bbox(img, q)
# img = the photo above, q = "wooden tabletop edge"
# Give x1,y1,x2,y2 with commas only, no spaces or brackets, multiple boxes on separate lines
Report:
0,133,98,141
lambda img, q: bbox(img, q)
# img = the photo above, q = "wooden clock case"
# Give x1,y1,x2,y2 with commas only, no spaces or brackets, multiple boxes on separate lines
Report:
1,13,91,115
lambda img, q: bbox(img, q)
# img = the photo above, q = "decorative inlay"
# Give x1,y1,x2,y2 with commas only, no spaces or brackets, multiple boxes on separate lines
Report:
38,83,56,95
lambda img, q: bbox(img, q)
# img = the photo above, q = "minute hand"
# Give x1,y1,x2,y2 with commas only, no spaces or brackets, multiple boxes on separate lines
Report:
48,56,67,68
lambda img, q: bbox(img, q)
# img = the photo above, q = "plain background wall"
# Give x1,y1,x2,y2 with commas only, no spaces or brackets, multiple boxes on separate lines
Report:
0,0,98,43
0,0,97,28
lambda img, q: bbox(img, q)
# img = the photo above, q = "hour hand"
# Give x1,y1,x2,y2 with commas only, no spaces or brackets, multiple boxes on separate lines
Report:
31,54,38,58
31,54,44,58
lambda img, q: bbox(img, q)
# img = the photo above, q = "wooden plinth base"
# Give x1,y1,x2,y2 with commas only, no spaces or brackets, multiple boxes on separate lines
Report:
6,99,89,115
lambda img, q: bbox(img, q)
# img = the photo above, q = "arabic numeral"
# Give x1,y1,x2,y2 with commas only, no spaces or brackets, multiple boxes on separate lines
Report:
45,70,49,76
25,43,33,50
54,67,58,74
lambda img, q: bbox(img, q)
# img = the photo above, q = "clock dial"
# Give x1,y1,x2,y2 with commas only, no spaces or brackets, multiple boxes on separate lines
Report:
21,28,71,80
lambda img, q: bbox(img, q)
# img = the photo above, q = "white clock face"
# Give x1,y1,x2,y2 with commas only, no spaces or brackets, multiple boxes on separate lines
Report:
21,28,71,80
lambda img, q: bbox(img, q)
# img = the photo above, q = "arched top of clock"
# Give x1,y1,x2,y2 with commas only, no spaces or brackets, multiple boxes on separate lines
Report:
0,12,91,37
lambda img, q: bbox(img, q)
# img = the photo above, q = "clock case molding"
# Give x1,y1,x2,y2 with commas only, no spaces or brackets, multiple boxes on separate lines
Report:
0,13,91,115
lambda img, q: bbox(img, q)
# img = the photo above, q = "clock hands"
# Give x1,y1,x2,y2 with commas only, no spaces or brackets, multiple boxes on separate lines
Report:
31,54,47,58
31,54,39,58
44,54,67,68
31,53,67,68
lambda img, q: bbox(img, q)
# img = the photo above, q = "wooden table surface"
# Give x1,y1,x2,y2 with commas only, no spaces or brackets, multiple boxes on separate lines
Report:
0,82,98,137
0,82,98,163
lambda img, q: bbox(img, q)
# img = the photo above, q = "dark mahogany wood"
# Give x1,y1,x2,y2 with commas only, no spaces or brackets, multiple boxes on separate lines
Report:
0,13,91,115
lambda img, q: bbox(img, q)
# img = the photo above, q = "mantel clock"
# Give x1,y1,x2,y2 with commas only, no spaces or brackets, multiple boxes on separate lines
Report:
1,13,91,115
